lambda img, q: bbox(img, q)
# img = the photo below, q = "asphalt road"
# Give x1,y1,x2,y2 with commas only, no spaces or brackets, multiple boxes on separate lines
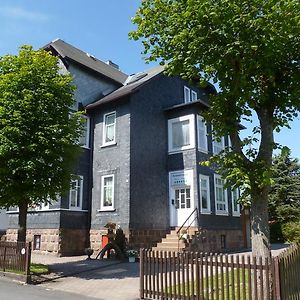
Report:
0,277,98,300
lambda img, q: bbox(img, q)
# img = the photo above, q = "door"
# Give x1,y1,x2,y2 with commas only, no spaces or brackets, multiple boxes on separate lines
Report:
169,170,195,227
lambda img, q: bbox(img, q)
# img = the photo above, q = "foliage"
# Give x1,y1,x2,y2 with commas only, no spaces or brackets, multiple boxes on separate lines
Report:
0,46,82,208
282,222,300,244
130,0,300,256
126,249,138,257
269,150,300,242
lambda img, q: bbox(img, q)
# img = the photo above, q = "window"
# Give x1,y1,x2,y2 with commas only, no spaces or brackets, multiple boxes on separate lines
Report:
199,175,211,214
33,235,41,250
100,174,114,211
184,86,191,103
168,115,195,153
102,112,116,146
212,127,225,154
191,90,198,101
184,86,197,103
175,188,191,209
197,116,208,152
69,176,83,210
214,174,228,215
231,188,240,216
79,115,90,148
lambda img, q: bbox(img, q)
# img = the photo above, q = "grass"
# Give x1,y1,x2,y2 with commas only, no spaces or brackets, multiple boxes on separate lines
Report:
1,263,49,275
168,269,250,299
30,263,49,275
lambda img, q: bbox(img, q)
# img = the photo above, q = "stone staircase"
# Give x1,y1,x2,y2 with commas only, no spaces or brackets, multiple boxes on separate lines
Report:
152,227,199,252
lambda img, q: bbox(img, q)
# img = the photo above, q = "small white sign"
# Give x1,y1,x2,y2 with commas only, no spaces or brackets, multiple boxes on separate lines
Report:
21,248,26,255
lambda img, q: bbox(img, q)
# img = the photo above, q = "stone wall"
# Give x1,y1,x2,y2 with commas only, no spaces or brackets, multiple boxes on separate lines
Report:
5,228,89,256
189,228,244,253
89,228,169,253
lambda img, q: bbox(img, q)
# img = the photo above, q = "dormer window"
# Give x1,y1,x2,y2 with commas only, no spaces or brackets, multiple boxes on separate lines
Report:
184,86,198,103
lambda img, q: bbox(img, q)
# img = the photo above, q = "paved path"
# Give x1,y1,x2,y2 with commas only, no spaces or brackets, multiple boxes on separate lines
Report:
31,253,140,300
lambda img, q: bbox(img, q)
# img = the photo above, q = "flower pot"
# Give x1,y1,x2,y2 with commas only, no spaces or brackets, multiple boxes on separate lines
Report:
128,256,135,263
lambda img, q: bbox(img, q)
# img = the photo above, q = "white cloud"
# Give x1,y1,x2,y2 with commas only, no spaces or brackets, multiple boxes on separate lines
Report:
0,6,49,22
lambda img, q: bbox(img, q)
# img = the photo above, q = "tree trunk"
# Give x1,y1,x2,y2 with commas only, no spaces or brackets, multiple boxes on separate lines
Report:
250,187,271,258
17,200,28,242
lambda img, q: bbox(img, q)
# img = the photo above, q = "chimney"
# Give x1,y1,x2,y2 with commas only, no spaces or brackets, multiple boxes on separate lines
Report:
106,60,119,70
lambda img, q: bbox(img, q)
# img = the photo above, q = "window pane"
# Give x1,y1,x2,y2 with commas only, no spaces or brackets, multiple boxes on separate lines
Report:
202,190,208,209
103,176,113,207
105,114,115,125
184,87,190,103
79,117,88,146
172,120,190,148
191,91,197,101
105,124,115,143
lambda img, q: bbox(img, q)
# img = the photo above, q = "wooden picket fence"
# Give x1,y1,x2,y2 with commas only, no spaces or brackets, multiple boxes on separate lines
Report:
140,245,300,300
0,241,31,282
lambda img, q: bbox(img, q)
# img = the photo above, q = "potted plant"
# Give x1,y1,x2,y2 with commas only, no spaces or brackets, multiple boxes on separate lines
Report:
126,249,138,262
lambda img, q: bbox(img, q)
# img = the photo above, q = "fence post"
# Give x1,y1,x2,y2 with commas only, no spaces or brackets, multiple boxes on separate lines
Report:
272,256,281,300
140,248,144,299
25,242,31,283
3,245,6,272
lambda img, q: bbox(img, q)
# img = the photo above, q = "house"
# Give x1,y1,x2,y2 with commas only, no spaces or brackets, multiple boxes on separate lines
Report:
5,39,246,255
87,66,245,252
0,209,8,237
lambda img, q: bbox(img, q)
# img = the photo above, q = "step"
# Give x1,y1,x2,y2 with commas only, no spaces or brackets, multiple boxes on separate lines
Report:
156,241,185,248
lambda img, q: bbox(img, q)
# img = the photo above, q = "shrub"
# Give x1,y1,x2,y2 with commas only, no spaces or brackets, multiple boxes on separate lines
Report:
282,221,300,243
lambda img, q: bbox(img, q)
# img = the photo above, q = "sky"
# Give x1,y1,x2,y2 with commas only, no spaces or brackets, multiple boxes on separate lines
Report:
0,0,299,159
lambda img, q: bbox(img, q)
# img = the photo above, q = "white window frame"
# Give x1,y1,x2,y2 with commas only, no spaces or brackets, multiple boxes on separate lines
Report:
80,115,90,149
199,174,211,214
100,174,115,211
214,174,228,215
184,86,191,103
191,90,198,101
69,175,83,210
168,114,195,153
102,111,116,147
212,126,225,154
197,115,208,153
231,188,241,216
184,86,198,103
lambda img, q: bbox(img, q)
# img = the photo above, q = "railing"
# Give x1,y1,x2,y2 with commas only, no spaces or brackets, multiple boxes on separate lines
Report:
140,244,300,300
0,241,31,282
276,243,300,299
140,249,274,300
176,207,199,251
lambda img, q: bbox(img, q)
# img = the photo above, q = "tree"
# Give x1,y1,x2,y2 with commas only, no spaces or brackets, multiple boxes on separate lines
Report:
0,46,82,242
269,149,300,242
130,0,300,257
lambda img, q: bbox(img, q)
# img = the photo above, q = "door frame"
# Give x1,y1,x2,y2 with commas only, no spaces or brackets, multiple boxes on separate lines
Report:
168,169,195,227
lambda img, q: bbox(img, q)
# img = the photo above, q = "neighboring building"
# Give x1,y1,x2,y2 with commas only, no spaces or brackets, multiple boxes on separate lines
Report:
6,39,246,255
0,209,8,236
6,39,127,255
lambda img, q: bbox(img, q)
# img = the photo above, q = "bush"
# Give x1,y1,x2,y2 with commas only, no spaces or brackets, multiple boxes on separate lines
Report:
282,221,300,243
270,222,285,243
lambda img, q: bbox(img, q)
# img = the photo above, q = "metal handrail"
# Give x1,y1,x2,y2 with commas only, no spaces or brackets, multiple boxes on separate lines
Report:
176,207,200,251
176,207,199,236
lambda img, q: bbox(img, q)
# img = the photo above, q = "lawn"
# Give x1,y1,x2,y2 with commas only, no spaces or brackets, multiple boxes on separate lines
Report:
168,269,250,299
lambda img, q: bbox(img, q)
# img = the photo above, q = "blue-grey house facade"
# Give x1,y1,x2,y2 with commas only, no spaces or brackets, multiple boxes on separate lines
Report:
87,67,245,252
5,40,246,255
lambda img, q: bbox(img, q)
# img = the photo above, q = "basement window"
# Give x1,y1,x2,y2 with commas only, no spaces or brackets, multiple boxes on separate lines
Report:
33,235,41,250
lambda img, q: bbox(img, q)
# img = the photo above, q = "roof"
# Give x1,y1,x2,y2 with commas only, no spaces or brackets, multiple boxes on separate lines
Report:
86,65,164,110
164,99,210,112
43,39,128,85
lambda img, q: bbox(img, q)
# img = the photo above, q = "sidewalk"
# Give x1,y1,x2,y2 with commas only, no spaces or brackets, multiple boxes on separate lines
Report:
31,253,140,300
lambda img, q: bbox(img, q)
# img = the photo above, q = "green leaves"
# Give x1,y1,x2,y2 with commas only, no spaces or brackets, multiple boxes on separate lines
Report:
0,46,82,207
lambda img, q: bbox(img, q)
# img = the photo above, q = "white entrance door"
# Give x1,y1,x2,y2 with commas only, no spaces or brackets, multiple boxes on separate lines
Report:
169,170,195,227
